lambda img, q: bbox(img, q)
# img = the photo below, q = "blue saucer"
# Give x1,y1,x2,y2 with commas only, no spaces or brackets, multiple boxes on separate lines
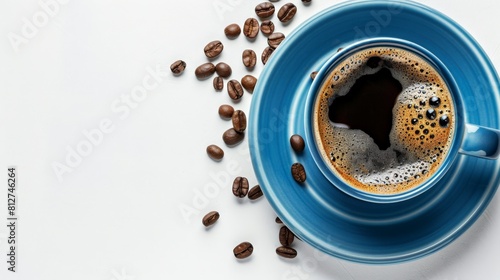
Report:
249,0,500,263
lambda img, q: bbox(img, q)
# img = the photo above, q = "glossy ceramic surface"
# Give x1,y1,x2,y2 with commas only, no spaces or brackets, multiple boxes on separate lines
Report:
249,0,500,263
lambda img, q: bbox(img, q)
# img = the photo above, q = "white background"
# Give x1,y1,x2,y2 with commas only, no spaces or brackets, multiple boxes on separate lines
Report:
1,0,500,279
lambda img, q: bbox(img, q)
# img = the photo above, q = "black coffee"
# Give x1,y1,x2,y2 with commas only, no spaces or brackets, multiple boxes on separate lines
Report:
314,47,455,194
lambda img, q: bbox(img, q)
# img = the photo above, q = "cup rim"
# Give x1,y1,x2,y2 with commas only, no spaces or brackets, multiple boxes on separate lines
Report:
304,37,465,203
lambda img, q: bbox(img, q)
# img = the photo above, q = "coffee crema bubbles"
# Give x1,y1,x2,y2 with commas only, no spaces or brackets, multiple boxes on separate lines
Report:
314,47,455,195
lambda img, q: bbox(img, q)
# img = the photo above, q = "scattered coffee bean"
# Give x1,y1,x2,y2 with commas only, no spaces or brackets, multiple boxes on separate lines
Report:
227,79,244,101
213,76,224,91
242,49,257,68
218,104,234,119
232,176,250,198
268,32,285,48
202,211,220,227
275,216,283,224
204,40,224,59
223,128,245,146
279,226,295,246
270,0,280,2
302,0,311,4
232,110,247,133
262,46,275,65
234,242,253,259
310,71,318,80
278,3,297,23
241,75,257,93
248,185,263,200
290,134,305,153
243,18,260,39
215,62,232,78
291,162,306,183
206,144,224,161
255,2,275,19
170,60,186,75
260,20,275,36
224,23,241,38
276,246,297,258
195,62,216,79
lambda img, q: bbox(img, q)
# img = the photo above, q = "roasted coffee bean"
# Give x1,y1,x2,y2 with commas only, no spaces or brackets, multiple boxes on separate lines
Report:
243,18,260,39
278,3,297,23
268,32,285,48
279,226,295,246
242,49,257,68
248,185,263,200
227,79,244,100
255,2,275,19
270,0,280,2
170,60,186,75
204,40,224,58
260,20,275,36
232,176,249,198
218,104,234,119
213,76,224,91
215,62,232,78
261,46,275,65
195,62,216,79
275,216,283,224
241,75,257,93
276,246,297,258
233,242,253,259
232,110,247,133
206,144,224,161
202,211,220,227
290,134,305,153
223,128,245,146
224,23,241,38
291,162,306,183
302,0,311,3
310,71,318,80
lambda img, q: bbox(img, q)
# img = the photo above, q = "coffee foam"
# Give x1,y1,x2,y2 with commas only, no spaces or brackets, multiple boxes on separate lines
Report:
314,47,455,195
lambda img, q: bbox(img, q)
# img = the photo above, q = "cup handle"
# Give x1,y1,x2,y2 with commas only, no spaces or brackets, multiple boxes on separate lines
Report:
459,124,500,159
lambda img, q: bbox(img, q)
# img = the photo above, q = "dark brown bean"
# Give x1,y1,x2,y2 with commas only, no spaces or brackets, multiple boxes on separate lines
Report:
202,211,220,227
215,62,232,78
227,79,244,101
170,60,186,75
248,185,263,200
302,0,311,3
291,162,306,183
255,2,275,19
241,75,257,93
261,46,275,65
234,242,253,259
278,3,297,23
260,20,275,36
310,71,318,80
224,23,241,38
195,62,216,79
232,176,249,198
213,76,224,91
290,134,305,153
270,0,280,1
268,32,285,48
275,216,283,224
232,110,247,133
218,104,234,119
279,226,295,246
204,40,224,58
242,49,257,68
223,128,245,146
243,18,260,39
206,144,224,161
276,246,297,258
